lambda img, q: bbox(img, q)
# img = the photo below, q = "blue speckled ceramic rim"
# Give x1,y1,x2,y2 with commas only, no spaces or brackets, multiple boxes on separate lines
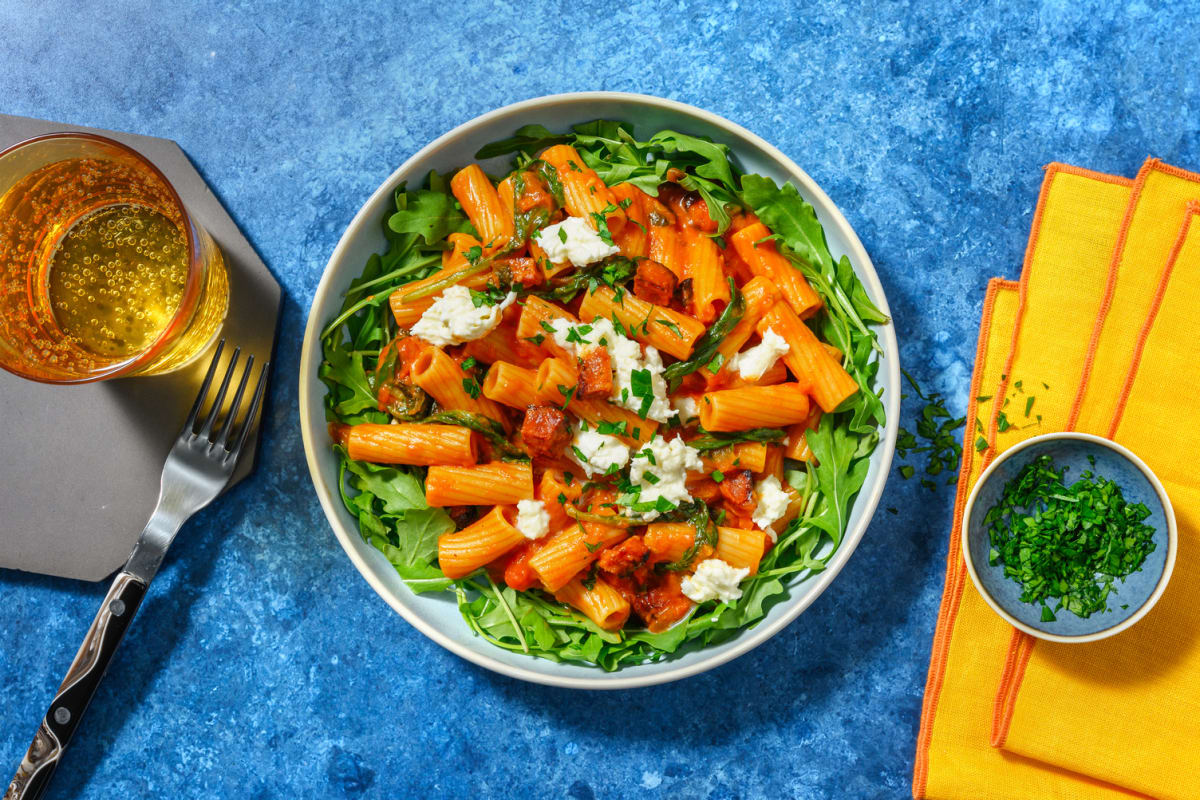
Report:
299,92,902,688
961,431,1178,643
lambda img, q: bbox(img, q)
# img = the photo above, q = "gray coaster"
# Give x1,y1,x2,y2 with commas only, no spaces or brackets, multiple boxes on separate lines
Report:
0,114,280,581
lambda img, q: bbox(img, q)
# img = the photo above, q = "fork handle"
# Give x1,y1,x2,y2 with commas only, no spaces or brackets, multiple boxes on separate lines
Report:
5,572,147,800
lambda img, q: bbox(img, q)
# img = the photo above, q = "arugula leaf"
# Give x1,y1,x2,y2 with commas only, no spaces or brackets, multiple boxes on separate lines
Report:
370,508,455,592
387,187,476,245
805,415,871,546
648,130,737,190
740,174,833,272
319,346,378,418
474,124,571,159
341,454,428,514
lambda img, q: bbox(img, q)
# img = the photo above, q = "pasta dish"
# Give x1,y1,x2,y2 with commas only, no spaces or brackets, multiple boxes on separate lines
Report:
319,121,887,669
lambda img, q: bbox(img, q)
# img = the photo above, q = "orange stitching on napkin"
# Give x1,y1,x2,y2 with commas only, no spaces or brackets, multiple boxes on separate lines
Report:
912,278,1015,799
992,633,1036,747
1065,158,1159,431
1047,163,1134,188
1108,202,1200,437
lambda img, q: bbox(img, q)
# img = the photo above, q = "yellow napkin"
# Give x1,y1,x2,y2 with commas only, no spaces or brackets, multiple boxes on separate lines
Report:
991,164,1200,797
914,164,1138,799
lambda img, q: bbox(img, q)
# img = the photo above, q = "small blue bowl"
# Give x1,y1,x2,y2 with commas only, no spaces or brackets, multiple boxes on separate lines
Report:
962,432,1177,642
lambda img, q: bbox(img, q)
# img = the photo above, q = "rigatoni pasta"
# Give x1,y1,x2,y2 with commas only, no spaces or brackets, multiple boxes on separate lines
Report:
424,462,534,506
410,346,511,431
438,505,525,579
577,285,704,360
699,383,812,432
344,423,477,466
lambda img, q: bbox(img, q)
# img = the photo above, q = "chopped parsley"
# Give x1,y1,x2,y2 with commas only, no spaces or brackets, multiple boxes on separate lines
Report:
895,370,965,489
629,368,654,418
595,420,627,437
985,454,1157,620
462,377,481,399
705,352,724,375
656,318,684,338
589,206,618,247
557,383,576,410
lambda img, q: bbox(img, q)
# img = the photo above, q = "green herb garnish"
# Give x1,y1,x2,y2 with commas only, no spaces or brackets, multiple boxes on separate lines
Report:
985,454,1157,620
895,370,965,488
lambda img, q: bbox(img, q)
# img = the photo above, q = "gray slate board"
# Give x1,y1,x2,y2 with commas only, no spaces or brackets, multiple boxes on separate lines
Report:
0,114,280,581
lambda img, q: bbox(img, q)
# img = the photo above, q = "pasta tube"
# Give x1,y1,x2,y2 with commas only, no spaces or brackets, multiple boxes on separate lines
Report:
425,462,535,506
577,286,704,360
482,361,541,410
539,144,625,233
345,423,477,466
527,520,628,592
716,526,769,575
759,301,858,413
534,358,656,444
438,505,525,579
389,233,493,326
555,575,631,631
698,383,812,432
683,227,730,323
705,275,780,386
450,164,513,251
410,346,511,431
730,222,821,319
610,183,649,258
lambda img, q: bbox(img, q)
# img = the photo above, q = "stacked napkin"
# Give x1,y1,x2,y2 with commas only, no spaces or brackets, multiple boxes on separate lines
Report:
914,160,1200,799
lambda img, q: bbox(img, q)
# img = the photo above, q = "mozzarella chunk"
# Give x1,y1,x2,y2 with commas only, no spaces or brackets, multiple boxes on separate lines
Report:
672,394,699,424
730,328,790,381
515,499,551,540
409,285,515,347
566,427,630,477
625,436,703,520
752,474,791,542
533,216,619,267
681,558,750,604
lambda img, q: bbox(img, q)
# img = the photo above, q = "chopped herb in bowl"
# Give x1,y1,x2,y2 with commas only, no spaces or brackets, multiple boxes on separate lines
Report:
984,453,1156,622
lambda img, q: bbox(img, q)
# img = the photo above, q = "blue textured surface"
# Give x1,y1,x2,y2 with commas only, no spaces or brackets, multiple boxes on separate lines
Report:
965,436,1171,636
2,1,1199,797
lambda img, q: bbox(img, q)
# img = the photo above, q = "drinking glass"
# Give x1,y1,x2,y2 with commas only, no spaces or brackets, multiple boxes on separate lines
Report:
0,132,228,383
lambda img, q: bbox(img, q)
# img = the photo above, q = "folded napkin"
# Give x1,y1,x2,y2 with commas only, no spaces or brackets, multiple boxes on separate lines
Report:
990,163,1200,798
915,163,1137,799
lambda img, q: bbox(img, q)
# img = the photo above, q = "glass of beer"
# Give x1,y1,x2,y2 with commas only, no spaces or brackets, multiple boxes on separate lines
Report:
0,132,229,383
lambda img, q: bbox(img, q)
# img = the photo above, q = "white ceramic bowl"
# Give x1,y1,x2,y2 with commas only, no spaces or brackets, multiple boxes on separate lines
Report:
299,92,901,688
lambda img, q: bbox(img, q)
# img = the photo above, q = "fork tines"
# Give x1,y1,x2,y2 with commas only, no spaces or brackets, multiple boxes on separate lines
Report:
184,340,269,461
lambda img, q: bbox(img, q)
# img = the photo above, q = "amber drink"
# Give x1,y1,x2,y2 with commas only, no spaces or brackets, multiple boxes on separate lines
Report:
0,133,228,383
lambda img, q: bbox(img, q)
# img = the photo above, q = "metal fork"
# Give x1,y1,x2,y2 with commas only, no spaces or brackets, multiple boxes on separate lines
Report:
5,341,269,800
